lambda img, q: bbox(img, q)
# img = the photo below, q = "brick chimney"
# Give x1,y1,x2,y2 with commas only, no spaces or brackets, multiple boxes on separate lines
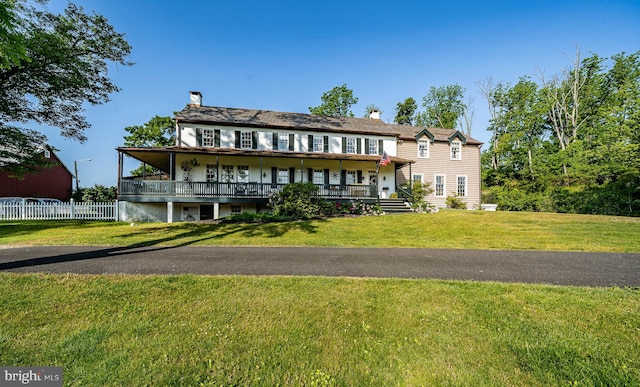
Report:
369,109,380,120
189,91,202,107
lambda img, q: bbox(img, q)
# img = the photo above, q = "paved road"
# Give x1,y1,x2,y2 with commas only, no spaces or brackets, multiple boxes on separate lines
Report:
0,245,638,287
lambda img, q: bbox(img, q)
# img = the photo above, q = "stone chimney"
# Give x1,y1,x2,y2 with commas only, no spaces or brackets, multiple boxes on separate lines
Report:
189,91,202,107
369,109,380,120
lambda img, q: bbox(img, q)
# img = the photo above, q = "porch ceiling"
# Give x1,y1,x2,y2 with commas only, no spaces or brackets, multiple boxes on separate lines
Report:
117,146,414,173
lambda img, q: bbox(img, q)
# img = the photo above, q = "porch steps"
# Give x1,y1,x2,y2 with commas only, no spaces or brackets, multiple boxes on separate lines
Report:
379,198,412,214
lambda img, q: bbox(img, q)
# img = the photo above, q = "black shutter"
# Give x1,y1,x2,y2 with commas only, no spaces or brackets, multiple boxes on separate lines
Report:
323,136,329,152
357,170,363,184
357,138,362,154
342,137,347,153
214,130,220,147
308,135,313,151
196,128,202,147
271,167,277,187
324,169,330,188
308,168,313,183
378,140,383,155
364,139,370,155
289,167,295,184
252,131,258,149
289,134,295,151
340,170,346,186
273,133,278,150
235,131,241,148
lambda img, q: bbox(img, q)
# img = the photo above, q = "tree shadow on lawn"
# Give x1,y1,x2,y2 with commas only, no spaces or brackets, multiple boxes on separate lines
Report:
0,219,324,271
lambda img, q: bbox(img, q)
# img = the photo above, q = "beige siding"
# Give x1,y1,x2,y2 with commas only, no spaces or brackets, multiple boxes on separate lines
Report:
397,140,481,208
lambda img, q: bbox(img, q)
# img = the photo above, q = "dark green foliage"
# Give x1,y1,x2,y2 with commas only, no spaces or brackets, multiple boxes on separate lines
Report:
0,1,132,176
308,84,358,117
74,184,117,202
394,97,417,125
269,182,326,219
482,50,640,216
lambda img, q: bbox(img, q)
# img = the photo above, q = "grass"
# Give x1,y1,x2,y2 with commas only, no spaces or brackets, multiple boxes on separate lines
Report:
1,211,639,384
1,274,638,386
1,210,639,252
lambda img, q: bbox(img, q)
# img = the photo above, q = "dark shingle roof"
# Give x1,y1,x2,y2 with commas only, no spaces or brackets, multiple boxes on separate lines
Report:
174,105,482,145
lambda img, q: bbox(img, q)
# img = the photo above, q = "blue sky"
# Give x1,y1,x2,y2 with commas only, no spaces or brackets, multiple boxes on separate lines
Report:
41,0,640,187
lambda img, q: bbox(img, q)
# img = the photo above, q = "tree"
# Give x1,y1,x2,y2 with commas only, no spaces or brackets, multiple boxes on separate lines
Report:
0,1,132,176
78,184,117,202
123,115,175,176
393,97,417,125
309,84,358,117
415,84,466,129
363,104,381,118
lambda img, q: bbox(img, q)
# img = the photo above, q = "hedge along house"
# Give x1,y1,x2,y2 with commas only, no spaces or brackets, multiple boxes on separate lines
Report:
116,91,482,222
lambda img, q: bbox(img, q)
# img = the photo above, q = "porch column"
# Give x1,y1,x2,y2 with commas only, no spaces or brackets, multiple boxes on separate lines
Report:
259,157,263,184
167,201,174,223
300,159,304,182
117,151,123,195
214,203,219,220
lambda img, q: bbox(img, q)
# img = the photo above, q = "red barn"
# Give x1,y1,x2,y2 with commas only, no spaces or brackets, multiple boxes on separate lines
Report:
0,149,73,201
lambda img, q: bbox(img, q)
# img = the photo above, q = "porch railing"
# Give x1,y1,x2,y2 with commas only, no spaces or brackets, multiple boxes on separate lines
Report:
119,180,377,199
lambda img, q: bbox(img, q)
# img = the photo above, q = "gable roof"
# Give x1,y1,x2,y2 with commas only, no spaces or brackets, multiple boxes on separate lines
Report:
174,105,482,145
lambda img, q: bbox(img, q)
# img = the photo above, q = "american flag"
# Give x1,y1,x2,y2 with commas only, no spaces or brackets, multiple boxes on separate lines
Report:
380,151,390,166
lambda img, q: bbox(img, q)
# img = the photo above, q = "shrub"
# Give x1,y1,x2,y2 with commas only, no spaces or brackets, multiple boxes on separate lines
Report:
269,182,326,219
446,195,467,209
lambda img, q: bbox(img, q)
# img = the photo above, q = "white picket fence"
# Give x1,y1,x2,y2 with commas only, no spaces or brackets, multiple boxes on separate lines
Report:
0,200,118,221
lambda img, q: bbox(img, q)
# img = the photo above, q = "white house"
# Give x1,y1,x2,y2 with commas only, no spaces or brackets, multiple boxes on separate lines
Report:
117,91,482,222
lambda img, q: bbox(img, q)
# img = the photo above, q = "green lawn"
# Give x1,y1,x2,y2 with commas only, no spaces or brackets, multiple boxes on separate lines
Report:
1,211,639,385
1,274,638,386
1,210,639,252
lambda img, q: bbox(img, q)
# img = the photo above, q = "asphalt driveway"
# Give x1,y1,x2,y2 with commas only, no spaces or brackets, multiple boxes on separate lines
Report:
1,245,638,287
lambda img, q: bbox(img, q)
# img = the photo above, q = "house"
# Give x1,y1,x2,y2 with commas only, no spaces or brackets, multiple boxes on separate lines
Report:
116,91,482,222
0,148,73,201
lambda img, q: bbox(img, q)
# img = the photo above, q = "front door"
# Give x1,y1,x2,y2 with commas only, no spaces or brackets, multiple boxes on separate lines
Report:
200,205,214,220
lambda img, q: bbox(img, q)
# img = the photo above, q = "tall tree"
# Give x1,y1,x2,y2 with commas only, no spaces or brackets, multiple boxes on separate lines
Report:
362,104,381,118
123,115,175,176
393,97,417,125
415,84,466,128
309,84,358,117
0,1,132,176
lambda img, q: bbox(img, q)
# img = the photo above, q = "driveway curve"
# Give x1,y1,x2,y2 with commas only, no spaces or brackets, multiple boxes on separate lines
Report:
1,245,638,287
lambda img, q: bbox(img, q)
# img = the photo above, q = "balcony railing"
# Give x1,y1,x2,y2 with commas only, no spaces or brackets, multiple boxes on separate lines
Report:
119,180,377,200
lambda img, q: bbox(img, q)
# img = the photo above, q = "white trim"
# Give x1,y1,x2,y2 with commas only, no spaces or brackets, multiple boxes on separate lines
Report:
417,138,430,158
456,175,468,197
434,174,446,197
450,140,462,160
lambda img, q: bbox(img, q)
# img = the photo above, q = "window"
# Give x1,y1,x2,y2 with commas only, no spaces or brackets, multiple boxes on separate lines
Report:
346,170,357,185
412,174,423,183
312,170,324,185
206,164,218,182
345,137,357,154
237,165,249,183
230,205,242,215
44,150,51,158
203,129,216,147
368,139,379,155
277,168,289,184
450,141,461,160
313,136,324,152
457,176,467,197
418,138,430,158
241,131,253,149
278,133,289,151
222,165,234,183
435,174,445,197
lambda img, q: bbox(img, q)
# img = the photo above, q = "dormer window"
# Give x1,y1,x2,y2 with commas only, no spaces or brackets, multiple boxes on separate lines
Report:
418,138,430,158
450,140,461,160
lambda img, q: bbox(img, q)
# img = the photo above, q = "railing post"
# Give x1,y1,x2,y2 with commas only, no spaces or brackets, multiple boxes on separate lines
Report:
70,198,75,219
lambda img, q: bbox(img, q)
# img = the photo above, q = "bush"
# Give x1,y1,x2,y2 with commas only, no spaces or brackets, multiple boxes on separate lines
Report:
224,212,291,223
445,195,467,209
269,182,326,219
